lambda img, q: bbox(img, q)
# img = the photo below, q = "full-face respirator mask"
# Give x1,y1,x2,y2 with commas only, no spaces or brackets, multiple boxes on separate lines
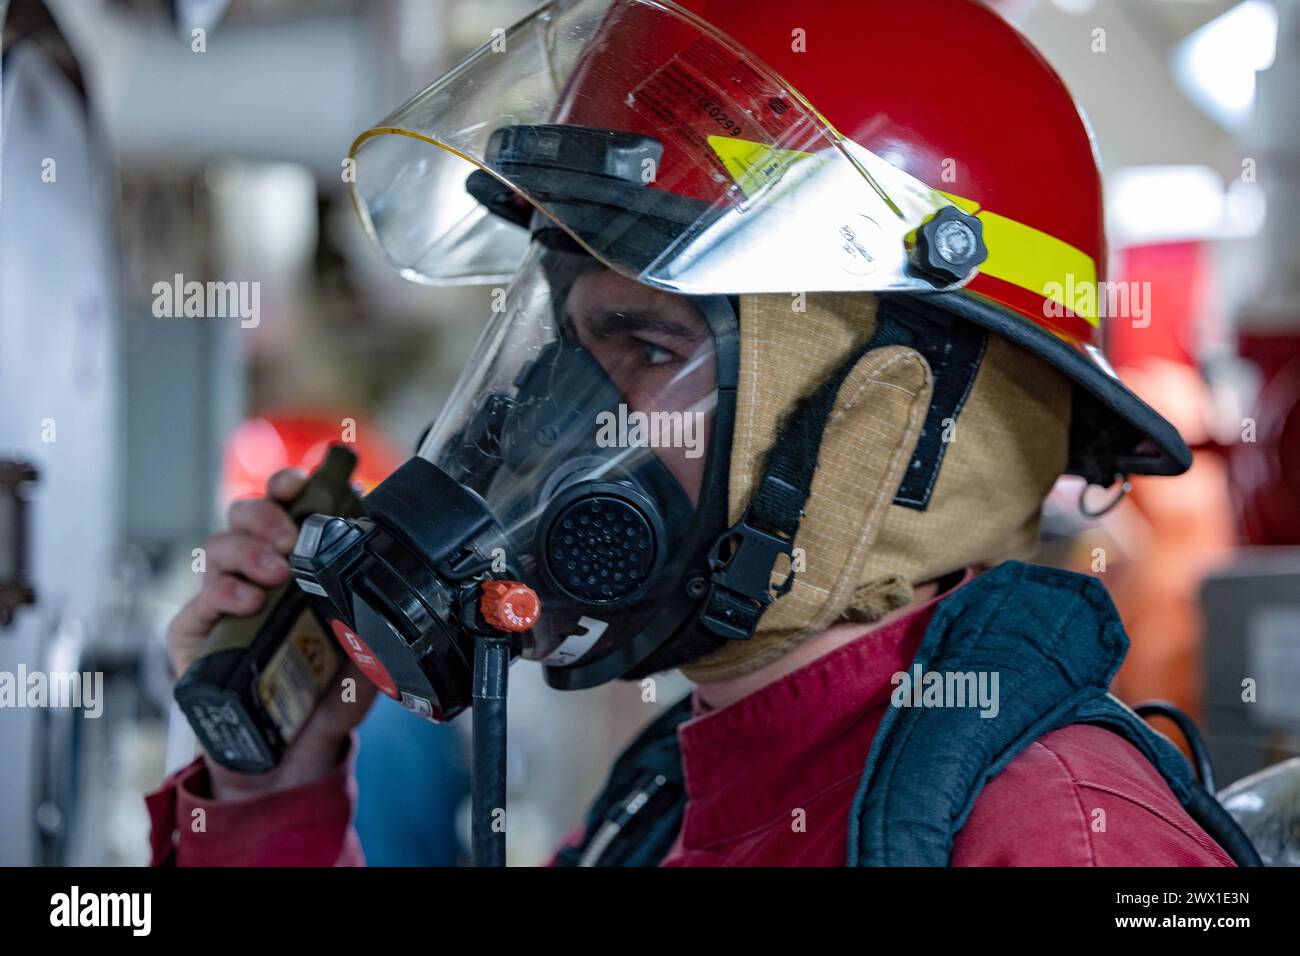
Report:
293,241,743,696
289,244,743,863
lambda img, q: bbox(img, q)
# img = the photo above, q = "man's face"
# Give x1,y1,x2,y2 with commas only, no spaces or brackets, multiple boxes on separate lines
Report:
563,268,716,503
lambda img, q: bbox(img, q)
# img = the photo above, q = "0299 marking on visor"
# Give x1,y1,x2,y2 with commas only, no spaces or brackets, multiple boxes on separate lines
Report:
629,35,819,199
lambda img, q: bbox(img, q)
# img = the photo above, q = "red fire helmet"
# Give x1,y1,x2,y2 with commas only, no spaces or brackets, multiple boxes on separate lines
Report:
348,0,1191,485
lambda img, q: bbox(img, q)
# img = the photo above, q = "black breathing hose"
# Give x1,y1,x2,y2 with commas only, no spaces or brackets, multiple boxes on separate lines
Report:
471,635,511,867
1133,700,1216,792
1134,699,1264,867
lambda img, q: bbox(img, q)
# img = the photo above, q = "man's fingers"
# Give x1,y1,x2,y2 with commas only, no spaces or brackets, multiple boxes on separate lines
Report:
203,530,292,586
227,497,300,553
166,574,266,672
267,467,308,503
198,572,266,620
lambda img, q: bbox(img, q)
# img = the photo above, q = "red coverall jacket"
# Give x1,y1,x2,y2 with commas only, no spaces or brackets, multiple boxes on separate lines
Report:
146,580,1234,867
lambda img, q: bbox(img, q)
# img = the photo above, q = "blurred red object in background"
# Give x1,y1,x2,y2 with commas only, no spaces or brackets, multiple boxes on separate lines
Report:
220,413,404,505
1231,333,1300,546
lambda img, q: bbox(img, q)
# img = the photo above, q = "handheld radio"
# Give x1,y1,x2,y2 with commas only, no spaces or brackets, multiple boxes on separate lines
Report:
174,445,364,774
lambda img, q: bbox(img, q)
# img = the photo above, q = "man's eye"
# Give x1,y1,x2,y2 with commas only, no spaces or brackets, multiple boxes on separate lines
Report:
637,339,676,367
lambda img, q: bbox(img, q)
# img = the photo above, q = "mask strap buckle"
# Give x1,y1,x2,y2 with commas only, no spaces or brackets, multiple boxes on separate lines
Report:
696,332,893,644
700,480,798,642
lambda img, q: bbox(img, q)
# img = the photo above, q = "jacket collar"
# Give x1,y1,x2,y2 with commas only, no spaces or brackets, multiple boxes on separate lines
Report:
676,576,964,847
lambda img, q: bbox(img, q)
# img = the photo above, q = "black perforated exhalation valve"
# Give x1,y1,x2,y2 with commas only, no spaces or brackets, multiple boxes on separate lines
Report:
544,495,656,603
913,206,988,285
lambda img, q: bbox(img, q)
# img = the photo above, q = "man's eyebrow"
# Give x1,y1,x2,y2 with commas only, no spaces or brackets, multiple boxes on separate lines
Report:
579,310,704,340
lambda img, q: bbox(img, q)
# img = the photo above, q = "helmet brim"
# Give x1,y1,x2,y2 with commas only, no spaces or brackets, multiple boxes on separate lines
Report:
912,290,1193,484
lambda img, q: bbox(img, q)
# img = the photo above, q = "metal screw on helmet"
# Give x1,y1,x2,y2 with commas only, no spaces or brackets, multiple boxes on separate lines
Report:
913,206,988,285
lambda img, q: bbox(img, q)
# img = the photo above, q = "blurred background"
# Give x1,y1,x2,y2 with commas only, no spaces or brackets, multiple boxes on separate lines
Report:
0,0,1297,865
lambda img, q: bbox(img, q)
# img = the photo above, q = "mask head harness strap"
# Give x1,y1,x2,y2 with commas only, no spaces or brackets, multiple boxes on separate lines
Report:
696,297,990,645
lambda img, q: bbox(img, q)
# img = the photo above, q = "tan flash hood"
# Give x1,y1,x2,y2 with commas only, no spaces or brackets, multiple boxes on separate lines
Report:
681,292,1072,683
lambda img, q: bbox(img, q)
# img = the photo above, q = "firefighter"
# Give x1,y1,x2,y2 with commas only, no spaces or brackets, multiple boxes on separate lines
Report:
150,0,1257,867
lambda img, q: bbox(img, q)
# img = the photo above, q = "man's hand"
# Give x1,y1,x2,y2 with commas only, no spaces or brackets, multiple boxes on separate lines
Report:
166,468,379,799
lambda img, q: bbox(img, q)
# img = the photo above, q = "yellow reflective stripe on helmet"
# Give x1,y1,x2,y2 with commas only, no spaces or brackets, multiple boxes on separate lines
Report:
938,191,981,215
700,144,1099,320
976,211,1099,325
940,190,1099,325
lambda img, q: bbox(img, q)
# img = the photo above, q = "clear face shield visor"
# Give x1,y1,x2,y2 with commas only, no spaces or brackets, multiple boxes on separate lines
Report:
347,0,985,296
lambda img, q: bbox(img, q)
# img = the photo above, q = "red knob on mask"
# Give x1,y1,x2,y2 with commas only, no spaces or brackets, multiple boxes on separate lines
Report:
480,580,541,632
